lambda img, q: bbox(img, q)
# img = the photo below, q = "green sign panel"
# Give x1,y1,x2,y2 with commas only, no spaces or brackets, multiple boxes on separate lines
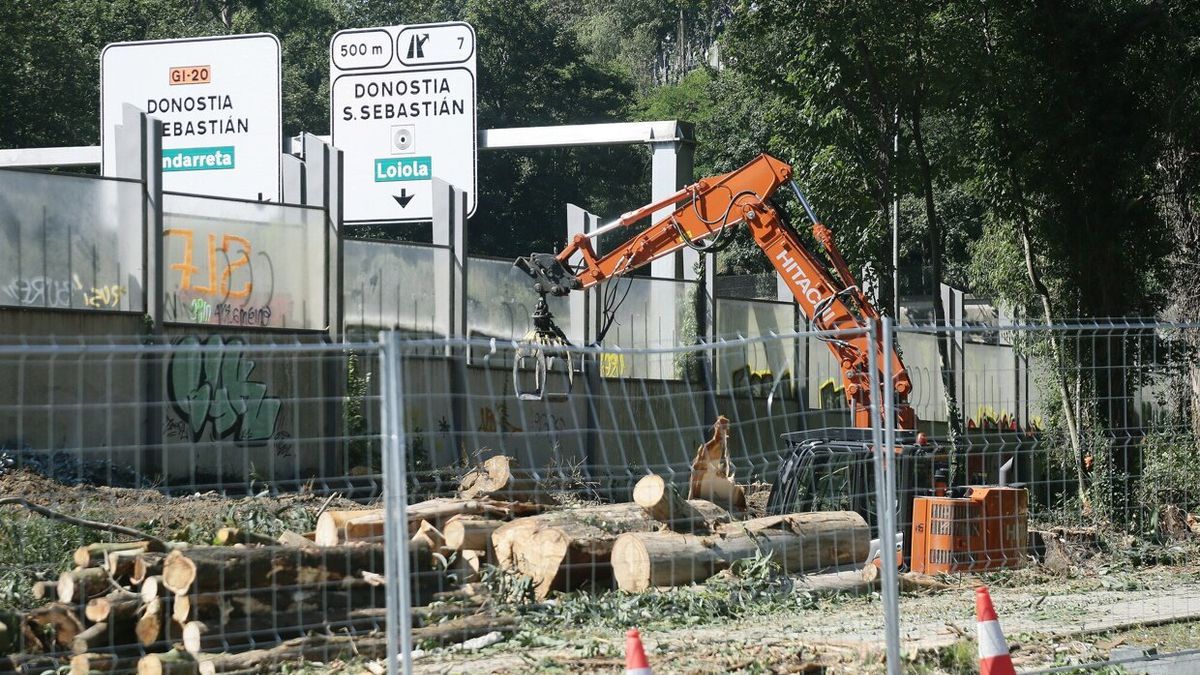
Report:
162,146,237,172
374,156,432,182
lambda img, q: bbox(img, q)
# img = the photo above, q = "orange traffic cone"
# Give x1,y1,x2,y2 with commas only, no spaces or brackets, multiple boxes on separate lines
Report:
625,628,652,675
976,586,1016,675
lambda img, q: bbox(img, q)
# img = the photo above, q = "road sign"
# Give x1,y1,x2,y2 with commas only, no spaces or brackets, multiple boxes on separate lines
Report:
331,22,477,224
101,34,282,201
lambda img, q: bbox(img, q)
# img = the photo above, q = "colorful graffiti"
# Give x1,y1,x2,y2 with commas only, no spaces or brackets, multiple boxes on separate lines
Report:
818,378,846,409
166,336,282,445
164,229,255,300
966,406,1042,433
4,275,130,310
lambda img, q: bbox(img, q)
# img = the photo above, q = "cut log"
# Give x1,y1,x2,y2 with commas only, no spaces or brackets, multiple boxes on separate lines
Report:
138,649,197,675
135,597,180,647
212,528,277,547
313,510,379,546
74,542,150,569
72,621,110,655
132,553,165,586
105,549,143,584
316,499,545,547
58,567,112,604
71,652,123,674
633,474,728,533
160,544,384,595
85,589,141,624
491,500,729,599
193,633,389,675
444,516,502,551
276,531,318,549
454,549,486,583
30,581,56,600
180,610,385,656
26,603,84,652
411,520,449,560
611,511,870,592
140,576,163,604
458,455,547,502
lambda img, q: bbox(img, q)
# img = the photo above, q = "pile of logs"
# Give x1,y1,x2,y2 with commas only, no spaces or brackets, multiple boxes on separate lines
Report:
1,455,872,673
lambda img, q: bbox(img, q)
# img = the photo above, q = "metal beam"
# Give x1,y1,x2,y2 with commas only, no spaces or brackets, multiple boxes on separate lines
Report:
0,145,101,168
480,121,694,150
0,121,696,169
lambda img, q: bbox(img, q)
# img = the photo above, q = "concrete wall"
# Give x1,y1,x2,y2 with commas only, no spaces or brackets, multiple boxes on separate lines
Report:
0,308,149,478
156,326,339,489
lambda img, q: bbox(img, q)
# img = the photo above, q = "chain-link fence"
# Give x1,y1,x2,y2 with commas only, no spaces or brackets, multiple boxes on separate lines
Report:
0,335,389,674
891,320,1200,674
3,321,1200,674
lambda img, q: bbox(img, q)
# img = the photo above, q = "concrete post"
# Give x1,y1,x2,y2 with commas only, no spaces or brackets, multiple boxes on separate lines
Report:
646,125,697,374
112,104,162,479
566,203,601,474
565,204,601,347
432,177,468,345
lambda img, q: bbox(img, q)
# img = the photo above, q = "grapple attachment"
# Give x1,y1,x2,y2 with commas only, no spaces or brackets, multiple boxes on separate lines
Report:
512,295,575,402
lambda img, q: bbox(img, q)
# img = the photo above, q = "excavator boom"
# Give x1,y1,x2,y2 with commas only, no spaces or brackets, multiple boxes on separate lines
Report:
516,153,915,430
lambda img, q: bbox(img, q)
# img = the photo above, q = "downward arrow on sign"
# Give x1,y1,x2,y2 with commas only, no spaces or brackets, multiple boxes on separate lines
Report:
393,189,414,208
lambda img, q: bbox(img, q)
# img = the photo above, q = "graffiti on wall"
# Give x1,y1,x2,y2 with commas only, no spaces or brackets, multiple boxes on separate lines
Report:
4,275,128,310
163,229,283,327
818,378,847,409
166,336,282,445
966,406,1042,433
477,402,522,433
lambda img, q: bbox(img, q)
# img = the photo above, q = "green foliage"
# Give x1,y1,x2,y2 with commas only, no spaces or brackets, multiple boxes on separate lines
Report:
1138,432,1200,514
0,513,103,610
488,550,815,638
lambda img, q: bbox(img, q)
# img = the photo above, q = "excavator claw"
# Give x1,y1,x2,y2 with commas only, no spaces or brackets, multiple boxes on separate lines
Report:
511,260,577,401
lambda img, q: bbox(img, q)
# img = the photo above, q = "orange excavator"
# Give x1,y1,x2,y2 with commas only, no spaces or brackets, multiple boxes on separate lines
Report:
513,154,1027,572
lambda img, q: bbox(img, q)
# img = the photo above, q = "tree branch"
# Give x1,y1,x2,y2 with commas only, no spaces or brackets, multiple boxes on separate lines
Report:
0,497,167,549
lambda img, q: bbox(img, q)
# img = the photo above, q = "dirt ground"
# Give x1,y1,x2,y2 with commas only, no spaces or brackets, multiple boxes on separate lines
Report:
409,565,1200,674
4,468,1200,674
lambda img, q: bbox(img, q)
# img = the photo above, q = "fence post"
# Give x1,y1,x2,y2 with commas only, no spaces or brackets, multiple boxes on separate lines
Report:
380,331,414,675
875,317,903,675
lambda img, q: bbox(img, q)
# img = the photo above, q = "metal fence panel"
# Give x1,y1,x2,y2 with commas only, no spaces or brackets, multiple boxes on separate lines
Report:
0,336,387,673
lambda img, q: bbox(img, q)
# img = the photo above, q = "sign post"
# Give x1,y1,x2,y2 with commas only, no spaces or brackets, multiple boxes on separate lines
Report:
101,34,282,201
330,22,477,224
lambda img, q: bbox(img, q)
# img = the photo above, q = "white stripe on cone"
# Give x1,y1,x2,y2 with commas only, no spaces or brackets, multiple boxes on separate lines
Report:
977,618,1009,659
626,669,653,675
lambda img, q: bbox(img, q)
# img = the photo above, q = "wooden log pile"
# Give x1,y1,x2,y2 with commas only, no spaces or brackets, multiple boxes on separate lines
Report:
1,451,872,673
0,497,518,674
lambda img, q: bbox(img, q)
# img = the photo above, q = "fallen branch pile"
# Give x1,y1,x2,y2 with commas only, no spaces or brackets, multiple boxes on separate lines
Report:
1,454,868,673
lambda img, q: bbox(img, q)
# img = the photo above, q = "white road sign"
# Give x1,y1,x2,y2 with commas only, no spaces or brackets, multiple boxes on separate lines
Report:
331,22,477,223
101,34,282,201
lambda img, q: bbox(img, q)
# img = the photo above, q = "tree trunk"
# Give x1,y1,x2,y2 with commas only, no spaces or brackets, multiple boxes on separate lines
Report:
74,542,149,569
137,649,196,675
160,545,384,595
443,516,503,552
611,511,869,592
58,567,112,605
85,589,142,624
132,553,165,585
633,474,729,532
909,110,964,452
458,455,548,503
491,501,728,599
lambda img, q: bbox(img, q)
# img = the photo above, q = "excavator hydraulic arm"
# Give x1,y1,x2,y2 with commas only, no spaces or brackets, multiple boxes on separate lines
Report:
516,154,916,430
